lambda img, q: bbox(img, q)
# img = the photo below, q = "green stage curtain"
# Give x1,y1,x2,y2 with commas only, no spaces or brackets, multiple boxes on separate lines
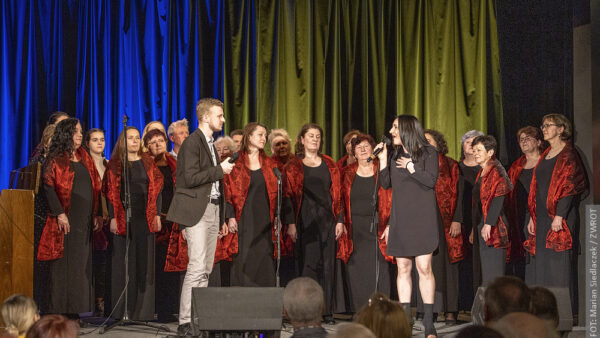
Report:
222,0,503,160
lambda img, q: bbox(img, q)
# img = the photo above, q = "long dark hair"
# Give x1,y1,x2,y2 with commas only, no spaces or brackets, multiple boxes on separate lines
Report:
396,115,429,162
424,129,448,155
46,118,80,161
294,123,324,159
241,122,268,153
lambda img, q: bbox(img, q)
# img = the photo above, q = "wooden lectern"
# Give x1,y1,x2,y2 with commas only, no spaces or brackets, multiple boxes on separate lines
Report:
0,163,39,304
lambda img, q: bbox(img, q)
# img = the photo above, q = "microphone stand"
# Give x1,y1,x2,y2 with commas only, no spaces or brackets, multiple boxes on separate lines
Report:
369,160,381,293
274,169,282,288
101,116,169,334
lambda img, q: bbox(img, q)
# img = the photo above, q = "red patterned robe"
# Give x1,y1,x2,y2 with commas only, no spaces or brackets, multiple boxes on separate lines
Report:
38,147,102,261
475,159,513,249
523,143,587,255
435,154,464,264
339,161,394,263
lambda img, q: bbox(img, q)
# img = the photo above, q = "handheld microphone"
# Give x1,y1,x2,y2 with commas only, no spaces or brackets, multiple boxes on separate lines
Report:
367,136,391,162
273,167,282,179
228,152,239,163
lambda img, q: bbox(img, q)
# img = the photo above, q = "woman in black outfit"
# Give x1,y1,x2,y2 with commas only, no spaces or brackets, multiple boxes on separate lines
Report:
104,127,163,320
377,115,439,338
282,123,343,323
38,118,102,316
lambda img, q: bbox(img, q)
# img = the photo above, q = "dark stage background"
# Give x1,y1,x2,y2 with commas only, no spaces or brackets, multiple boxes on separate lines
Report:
0,0,576,190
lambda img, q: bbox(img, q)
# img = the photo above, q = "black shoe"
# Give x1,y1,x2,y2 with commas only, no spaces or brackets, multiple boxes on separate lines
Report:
322,315,336,325
416,312,424,321
177,322,192,336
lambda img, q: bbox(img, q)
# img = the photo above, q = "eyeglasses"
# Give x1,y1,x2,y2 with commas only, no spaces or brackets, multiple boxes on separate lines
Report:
519,136,535,143
540,123,557,129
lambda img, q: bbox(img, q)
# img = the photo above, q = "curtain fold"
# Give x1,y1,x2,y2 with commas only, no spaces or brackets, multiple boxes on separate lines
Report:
1,0,502,189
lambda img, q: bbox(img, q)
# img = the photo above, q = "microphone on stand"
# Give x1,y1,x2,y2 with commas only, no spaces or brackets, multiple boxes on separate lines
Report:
228,152,239,163
272,167,281,180
367,135,392,162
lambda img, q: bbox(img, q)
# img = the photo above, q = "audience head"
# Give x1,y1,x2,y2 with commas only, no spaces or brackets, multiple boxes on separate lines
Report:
84,128,105,157
47,112,69,126
215,136,235,162
195,98,225,133
517,126,545,155
268,128,292,159
484,276,531,323
143,128,168,158
47,118,82,160
455,325,502,338
342,130,361,156
490,312,559,338
1,294,39,337
424,129,449,155
283,277,324,327
230,129,244,151
354,292,411,338
37,124,57,157
111,126,143,164
25,314,78,338
471,135,497,166
295,123,324,159
241,122,268,153
350,133,376,162
328,323,375,338
460,130,484,160
167,118,190,152
530,286,559,329
541,113,572,142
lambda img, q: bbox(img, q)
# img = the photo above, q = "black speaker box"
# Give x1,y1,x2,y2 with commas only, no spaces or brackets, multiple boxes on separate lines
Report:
191,287,284,335
471,286,572,331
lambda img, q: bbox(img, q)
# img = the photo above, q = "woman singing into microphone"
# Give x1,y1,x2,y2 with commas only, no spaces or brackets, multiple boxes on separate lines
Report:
223,122,279,286
377,115,439,338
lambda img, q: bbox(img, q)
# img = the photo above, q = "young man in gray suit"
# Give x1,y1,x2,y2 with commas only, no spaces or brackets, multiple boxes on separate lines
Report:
166,98,234,334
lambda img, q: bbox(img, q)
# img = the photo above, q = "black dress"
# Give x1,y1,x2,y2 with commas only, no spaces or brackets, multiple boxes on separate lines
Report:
380,146,440,257
294,161,337,316
110,160,157,320
45,161,94,314
517,168,533,246
155,164,180,321
458,162,480,309
30,155,50,313
472,178,507,285
525,156,574,287
344,175,392,312
230,169,276,286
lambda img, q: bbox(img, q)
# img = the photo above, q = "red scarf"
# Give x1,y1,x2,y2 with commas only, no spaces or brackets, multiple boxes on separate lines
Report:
271,153,294,172
523,143,587,255
103,153,163,235
223,150,280,259
282,155,343,258
336,154,349,171
475,158,512,249
38,147,102,261
505,155,527,261
338,160,394,263
436,154,464,263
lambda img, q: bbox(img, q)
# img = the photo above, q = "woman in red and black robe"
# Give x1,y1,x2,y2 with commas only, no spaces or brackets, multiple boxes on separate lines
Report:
38,118,102,316
505,126,545,278
337,133,394,313
424,129,464,323
223,123,279,286
523,114,587,290
143,128,181,322
471,135,512,284
282,123,343,321
104,127,163,321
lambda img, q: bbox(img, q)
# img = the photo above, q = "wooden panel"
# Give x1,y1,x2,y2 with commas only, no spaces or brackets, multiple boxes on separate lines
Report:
0,189,34,305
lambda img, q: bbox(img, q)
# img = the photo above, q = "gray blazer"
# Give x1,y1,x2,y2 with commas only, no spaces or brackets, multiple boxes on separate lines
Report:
166,128,225,227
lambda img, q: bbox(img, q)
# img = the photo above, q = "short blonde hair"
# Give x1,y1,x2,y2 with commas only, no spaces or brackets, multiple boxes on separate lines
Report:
195,98,224,121
168,118,189,136
2,294,38,336
215,136,236,152
268,128,291,148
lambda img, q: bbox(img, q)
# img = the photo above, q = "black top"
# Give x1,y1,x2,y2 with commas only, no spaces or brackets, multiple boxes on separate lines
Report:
380,145,440,256
518,168,534,195
108,160,161,218
350,174,375,217
458,162,481,228
158,165,174,214
535,156,573,219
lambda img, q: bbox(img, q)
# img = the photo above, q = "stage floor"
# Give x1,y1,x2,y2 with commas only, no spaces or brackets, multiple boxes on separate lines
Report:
78,313,588,337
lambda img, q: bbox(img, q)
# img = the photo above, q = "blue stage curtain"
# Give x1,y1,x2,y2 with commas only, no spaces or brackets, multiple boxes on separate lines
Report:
0,0,223,189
